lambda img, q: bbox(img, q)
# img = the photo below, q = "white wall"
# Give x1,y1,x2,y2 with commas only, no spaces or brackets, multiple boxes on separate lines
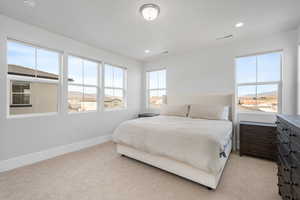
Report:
0,15,142,161
144,30,298,122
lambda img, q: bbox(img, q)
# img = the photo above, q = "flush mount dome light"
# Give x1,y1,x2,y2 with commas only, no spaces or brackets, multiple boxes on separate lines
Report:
140,4,160,21
24,0,36,7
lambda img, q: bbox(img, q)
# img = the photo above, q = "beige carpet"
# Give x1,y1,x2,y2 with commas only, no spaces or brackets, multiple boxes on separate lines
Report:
0,142,280,200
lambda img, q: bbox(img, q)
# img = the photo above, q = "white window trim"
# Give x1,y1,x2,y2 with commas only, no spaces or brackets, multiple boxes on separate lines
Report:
67,55,101,113
6,39,62,118
146,68,167,109
103,62,127,111
235,51,283,114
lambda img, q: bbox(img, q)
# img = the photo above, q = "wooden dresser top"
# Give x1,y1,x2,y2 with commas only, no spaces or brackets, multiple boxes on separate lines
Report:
277,114,300,129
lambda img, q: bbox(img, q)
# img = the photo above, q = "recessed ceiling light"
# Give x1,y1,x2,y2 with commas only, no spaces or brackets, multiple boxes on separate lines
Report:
145,50,150,54
24,0,36,7
140,4,160,21
235,22,244,28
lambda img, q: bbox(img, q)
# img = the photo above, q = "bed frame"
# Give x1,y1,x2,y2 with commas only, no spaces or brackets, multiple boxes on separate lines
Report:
117,94,235,190
117,140,231,189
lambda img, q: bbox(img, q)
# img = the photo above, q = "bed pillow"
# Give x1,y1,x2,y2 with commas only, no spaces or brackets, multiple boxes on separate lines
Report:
188,104,230,120
160,104,189,117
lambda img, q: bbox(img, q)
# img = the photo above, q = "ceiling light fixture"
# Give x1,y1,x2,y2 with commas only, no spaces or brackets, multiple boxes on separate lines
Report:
145,50,150,53
24,0,36,7
235,22,244,28
140,4,160,21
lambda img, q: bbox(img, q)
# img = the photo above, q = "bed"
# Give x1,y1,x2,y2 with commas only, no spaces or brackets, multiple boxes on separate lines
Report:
113,94,234,190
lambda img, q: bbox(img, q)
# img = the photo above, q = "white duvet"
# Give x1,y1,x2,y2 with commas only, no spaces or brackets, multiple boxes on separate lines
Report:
113,116,232,174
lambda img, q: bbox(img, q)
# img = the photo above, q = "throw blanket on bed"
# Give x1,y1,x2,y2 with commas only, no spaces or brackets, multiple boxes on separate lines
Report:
113,116,232,174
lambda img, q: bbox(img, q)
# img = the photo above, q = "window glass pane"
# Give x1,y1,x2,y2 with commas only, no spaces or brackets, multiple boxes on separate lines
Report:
68,56,83,84
104,64,113,87
113,67,124,88
158,70,166,89
12,81,30,93
149,71,158,89
236,56,256,84
10,81,58,115
149,89,165,108
83,87,97,111
12,94,30,105
7,41,35,77
104,88,124,109
36,48,60,80
257,52,281,82
237,85,257,112
257,84,278,113
68,85,83,112
84,60,98,86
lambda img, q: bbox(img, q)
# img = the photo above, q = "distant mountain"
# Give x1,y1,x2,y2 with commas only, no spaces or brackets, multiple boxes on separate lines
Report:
242,91,276,97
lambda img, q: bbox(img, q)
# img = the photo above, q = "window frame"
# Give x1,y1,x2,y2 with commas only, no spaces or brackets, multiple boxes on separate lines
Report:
103,62,127,111
235,50,283,114
6,39,62,118
146,68,167,109
67,54,102,114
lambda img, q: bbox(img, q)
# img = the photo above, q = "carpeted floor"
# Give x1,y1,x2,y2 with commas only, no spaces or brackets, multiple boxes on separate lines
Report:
0,142,280,200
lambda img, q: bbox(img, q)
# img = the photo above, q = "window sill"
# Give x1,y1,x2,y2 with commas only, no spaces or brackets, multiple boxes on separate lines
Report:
238,112,277,124
104,107,127,112
68,110,98,115
10,104,32,108
238,111,277,115
7,112,58,119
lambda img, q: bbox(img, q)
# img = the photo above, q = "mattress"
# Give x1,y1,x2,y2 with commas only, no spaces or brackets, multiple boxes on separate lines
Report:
113,116,232,175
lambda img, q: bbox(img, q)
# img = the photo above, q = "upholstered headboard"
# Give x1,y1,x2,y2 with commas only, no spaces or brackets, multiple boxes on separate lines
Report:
167,93,235,121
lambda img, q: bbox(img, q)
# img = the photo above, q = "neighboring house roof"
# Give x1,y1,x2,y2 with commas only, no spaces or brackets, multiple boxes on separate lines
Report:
8,64,74,81
104,97,122,103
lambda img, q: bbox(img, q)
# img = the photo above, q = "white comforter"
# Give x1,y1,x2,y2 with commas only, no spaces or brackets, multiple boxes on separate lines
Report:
113,116,232,174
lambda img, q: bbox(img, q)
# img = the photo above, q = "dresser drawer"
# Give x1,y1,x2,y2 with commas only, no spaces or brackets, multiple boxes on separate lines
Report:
242,125,276,139
278,154,292,182
292,183,300,200
278,131,290,145
240,122,277,161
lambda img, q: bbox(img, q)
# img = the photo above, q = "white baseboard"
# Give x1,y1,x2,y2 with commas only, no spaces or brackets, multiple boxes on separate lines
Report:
0,134,112,173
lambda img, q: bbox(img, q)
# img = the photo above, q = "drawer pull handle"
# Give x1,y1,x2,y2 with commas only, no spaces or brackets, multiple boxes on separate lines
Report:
293,182,299,186
291,166,297,169
291,150,298,154
283,168,290,172
284,181,292,185
276,121,280,124
277,183,282,187
290,134,296,137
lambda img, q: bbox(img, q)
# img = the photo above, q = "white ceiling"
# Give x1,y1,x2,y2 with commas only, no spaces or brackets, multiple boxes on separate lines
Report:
0,0,300,62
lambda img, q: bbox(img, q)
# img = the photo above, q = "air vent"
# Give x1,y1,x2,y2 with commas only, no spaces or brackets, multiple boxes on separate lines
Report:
216,34,233,40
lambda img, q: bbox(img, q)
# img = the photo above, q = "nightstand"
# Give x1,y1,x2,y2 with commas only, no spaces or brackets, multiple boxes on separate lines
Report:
239,121,277,161
138,113,159,118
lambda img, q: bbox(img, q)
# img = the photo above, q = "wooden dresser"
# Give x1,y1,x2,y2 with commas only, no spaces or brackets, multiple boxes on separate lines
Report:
277,115,300,200
240,121,277,161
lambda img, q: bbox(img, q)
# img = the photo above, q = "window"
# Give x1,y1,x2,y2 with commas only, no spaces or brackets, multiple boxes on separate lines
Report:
146,69,166,108
7,40,60,116
104,64,126,110
68,56,100,113
10,81,31,107
236,51,282,113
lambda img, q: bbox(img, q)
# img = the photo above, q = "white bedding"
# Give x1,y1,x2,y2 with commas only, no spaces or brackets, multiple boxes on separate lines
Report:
113,116,232,174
